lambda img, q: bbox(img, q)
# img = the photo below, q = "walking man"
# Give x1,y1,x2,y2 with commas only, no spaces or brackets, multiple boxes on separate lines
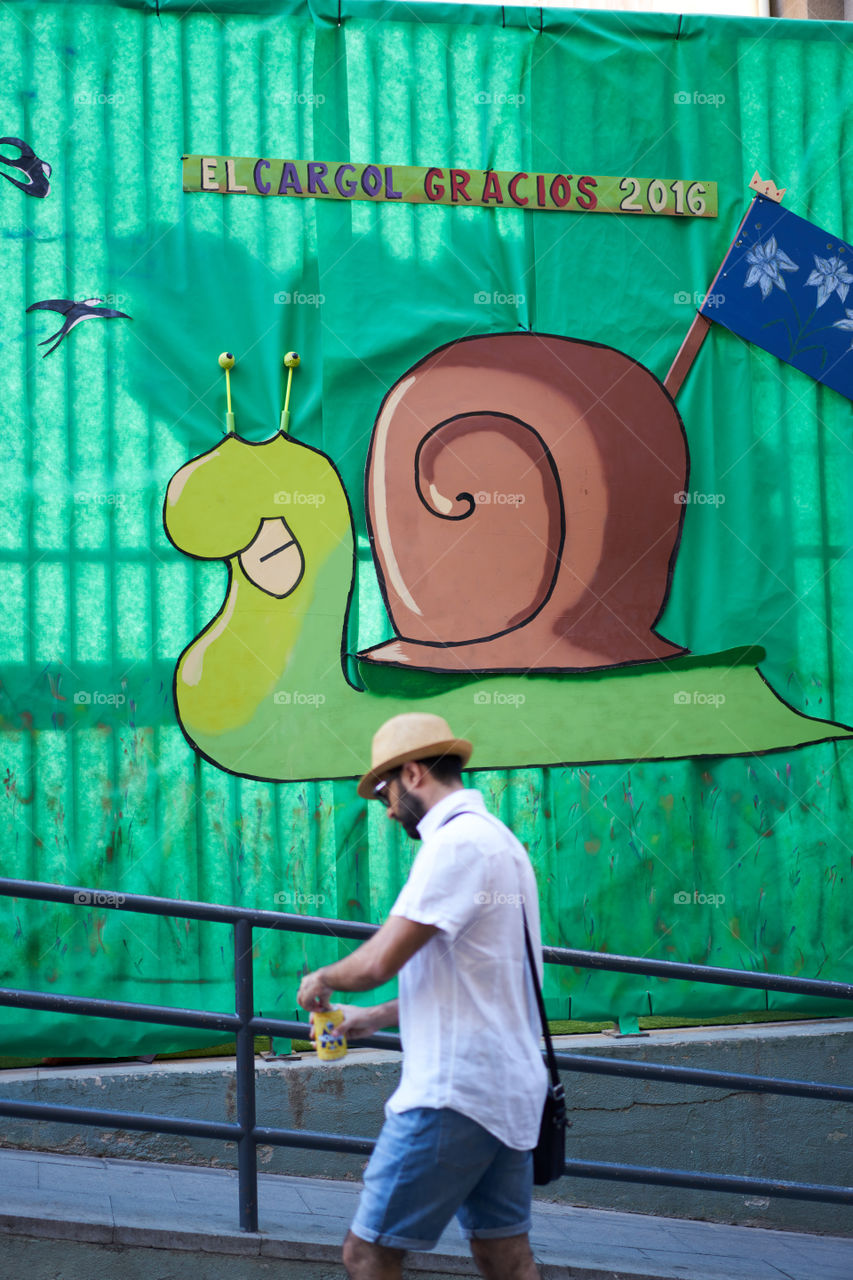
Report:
296,712,547,1280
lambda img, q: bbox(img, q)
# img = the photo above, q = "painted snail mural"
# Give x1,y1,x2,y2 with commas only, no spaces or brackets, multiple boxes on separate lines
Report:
163,333,853,783
362,334,686,673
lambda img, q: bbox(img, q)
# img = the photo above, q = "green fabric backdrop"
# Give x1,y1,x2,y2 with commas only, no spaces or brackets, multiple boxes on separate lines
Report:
2,0,852,1055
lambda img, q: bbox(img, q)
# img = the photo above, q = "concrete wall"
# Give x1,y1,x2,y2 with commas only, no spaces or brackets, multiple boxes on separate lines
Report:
1,1019,851,1235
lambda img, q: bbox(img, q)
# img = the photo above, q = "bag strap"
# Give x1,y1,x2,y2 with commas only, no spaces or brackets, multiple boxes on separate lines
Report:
437,807,561,1089
521,907,562,1090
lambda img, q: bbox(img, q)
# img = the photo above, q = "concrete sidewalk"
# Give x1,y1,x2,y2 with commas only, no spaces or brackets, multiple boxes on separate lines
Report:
0,1147,851,1279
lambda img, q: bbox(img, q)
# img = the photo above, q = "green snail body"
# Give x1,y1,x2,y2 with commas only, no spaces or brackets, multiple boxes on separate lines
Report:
164,427,848,781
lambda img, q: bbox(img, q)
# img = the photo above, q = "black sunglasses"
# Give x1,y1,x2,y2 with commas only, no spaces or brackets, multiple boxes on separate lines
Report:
373,767,402,807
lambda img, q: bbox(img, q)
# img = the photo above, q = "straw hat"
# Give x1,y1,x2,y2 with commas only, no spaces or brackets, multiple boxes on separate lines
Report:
357,713,473,798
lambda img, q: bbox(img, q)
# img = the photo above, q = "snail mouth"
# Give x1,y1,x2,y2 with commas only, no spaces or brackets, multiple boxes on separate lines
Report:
238,517,305,599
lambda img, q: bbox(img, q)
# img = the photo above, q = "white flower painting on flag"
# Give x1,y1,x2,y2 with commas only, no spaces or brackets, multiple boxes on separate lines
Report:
744,237,798,298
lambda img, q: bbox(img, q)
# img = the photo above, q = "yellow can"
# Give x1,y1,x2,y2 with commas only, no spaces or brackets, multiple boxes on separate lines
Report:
311,1005,348,1061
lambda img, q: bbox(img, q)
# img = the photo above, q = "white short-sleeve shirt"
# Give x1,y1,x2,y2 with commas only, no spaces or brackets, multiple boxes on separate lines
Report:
386,788,548,1150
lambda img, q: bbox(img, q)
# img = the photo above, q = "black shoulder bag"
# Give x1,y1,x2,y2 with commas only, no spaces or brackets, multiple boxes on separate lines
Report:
522,908,567,1185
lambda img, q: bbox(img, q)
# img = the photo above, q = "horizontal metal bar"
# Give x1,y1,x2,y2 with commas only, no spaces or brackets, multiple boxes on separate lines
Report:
0,877,376,940
1,993,848,1113
252,1125,375,1155
552,1051,853,1103
261,1020,852,1103
2,875,851,1001
0,987,240,1033
565,1157,853,1204
542,943,853,1002
0,1097,240,1142
7,998,844,1104
3,1094,848,1205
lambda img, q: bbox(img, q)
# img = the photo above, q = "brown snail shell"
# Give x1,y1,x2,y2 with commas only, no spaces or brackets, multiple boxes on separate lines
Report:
360,332,688,673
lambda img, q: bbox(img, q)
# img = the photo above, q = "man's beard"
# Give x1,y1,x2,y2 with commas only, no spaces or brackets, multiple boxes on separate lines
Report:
395,783,427,840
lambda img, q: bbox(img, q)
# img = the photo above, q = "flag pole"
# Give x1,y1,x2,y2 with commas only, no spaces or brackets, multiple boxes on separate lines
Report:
663,313,713,398
663,173,786,400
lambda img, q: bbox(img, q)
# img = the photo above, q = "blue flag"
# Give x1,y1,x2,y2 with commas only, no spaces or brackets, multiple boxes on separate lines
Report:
699,195,853,402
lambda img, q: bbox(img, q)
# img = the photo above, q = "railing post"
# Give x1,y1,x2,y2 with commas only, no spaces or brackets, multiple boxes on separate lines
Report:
234,918,258,1232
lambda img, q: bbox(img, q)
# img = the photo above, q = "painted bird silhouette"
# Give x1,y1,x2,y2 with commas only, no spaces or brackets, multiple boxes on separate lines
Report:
0,137,51,199
26,297,131,357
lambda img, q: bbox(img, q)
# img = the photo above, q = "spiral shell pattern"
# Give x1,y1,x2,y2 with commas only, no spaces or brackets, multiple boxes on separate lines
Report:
364,333,688,672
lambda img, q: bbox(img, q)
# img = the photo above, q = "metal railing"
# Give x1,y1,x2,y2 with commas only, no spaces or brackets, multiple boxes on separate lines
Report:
0,875,852,1232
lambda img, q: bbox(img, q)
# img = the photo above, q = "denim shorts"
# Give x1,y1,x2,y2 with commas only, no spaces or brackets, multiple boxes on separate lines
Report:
350,1106,533,1251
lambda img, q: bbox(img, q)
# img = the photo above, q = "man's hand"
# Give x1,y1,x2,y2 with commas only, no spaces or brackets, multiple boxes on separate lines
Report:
296,969,333,1013
303,998,386,1039
305,1000,399,1043
333,1005,380,1040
